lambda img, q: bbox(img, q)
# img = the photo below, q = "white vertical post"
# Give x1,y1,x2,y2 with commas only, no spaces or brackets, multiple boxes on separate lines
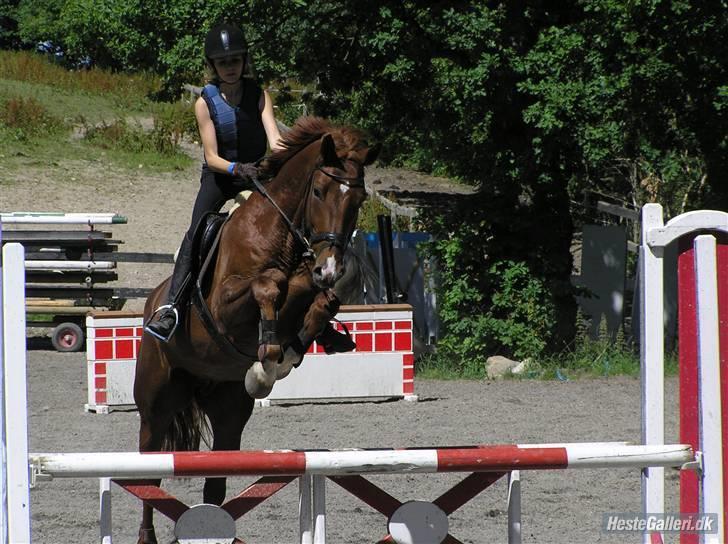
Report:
0,223,7,544
694,235,725,544
507,471,521,544
299,476,312,544
640,203,666,543
312,475,326,544
2,244,31,543
99,478,112,544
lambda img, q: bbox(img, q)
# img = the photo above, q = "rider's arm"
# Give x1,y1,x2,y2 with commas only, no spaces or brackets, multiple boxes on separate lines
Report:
195,96,234,175
260,90,284,152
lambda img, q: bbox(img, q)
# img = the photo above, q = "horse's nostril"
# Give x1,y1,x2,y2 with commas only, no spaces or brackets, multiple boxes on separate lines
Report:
313,266,322,276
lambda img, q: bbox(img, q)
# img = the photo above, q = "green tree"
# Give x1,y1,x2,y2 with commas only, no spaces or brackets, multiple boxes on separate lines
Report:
0,0,21,48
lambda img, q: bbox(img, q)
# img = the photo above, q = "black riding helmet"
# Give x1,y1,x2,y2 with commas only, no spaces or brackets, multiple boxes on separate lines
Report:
204,23,247,60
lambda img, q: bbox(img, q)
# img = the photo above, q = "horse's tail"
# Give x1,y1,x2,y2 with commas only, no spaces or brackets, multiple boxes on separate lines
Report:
161,398,210,452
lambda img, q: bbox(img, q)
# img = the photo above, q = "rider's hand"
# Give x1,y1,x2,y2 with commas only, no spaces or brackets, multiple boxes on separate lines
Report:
231,162,258,182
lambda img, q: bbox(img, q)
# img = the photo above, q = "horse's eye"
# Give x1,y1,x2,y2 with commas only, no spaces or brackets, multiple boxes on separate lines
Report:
313,188,323,199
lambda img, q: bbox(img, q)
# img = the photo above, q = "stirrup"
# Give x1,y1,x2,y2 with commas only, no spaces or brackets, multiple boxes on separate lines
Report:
143,304,179,342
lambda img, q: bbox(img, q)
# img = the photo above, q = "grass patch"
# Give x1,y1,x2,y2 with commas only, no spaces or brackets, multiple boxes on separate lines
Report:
0,50,160,108
0,55,197,175
416,318,680,381
416,352,485,380
0,78,147,123
0,95,69,142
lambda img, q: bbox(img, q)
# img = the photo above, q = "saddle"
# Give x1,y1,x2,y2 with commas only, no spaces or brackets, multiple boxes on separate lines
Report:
192,212,228,294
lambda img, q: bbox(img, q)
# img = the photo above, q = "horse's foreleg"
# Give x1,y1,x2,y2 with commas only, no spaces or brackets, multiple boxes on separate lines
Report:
245,268,287,398
279,289,341,377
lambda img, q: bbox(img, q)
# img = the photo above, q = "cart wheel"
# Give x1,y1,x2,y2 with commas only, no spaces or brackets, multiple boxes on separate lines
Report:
51,322,85,352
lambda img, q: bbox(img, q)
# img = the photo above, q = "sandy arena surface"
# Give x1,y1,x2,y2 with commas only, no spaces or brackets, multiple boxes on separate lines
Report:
3,157,682,543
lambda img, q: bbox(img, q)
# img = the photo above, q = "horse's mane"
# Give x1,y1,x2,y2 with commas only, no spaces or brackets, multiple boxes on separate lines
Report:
260,116,369,178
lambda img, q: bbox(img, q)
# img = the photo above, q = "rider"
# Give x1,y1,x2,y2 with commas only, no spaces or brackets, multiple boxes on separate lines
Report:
145,22,355,355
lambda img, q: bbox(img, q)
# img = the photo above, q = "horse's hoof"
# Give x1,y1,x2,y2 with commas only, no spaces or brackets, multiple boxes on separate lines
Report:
277,347,302,379
137,526,158,544
244,361,275,399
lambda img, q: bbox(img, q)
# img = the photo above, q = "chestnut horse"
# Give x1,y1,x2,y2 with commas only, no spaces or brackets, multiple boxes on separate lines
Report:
133,117,379,543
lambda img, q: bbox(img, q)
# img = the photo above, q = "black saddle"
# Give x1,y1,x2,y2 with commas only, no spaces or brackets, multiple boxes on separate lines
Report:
195,213,227,266
188,212,228,296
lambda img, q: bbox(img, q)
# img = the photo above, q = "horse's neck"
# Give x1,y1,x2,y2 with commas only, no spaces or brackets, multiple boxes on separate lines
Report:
262,147,317,227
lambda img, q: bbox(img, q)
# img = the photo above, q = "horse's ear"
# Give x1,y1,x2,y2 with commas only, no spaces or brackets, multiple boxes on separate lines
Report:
363,143,381,166
320,133,340,165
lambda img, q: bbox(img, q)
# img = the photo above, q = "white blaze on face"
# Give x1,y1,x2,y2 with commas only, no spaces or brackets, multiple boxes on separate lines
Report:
321,255,338,279
340,184,349,194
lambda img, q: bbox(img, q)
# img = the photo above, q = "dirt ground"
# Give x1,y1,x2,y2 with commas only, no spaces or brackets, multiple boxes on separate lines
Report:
3,154,682,543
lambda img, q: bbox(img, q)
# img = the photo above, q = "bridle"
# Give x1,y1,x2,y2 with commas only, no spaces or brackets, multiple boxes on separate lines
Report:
304,164,365,251
252,160,365,262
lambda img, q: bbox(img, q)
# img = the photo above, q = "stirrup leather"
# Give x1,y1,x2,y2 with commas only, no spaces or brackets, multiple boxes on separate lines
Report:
143,304,180,342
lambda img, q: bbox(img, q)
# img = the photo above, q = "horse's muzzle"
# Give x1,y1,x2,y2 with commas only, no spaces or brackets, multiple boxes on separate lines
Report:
312,254,344,288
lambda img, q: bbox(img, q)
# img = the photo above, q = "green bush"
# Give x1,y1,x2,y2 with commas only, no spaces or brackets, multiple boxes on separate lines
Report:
150,101,197,154
0,95,67,140
429,252,556,376
80,117,145,152
80,105,193,156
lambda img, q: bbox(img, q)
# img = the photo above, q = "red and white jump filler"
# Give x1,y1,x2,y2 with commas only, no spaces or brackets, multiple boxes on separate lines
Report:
85,304,418,413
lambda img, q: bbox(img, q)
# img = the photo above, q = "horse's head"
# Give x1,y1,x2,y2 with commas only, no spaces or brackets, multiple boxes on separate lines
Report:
307,133,379,289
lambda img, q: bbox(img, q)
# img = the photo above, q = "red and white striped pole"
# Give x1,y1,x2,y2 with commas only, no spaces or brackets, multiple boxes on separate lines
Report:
30,443,693,480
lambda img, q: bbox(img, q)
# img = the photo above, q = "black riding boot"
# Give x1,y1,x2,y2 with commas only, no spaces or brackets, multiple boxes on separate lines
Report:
144,234,195,342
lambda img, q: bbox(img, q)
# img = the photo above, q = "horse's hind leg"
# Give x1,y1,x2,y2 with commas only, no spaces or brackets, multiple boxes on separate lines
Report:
245,268,288,398
134,340,196,544
198,381,254,504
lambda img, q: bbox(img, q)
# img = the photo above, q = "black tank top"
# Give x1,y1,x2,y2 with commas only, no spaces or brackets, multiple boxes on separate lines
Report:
234,79,267,163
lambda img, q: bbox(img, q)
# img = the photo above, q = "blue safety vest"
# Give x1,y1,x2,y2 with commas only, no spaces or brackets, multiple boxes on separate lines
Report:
201,84,238,161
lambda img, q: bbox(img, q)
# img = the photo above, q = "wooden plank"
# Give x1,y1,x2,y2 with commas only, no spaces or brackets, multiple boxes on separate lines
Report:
23,247,120,259
595,200,640,221
0,212,127,224
95,252,173,263
87,309,143,318
26,271,117,282
2,230,114,241
25,271,118,284
26,306,100,315
23,250,171,263
115,287,154,299
25,286,115,299
25,260,116,270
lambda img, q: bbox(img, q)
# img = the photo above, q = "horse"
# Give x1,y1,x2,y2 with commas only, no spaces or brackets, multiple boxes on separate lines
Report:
133,116,379,544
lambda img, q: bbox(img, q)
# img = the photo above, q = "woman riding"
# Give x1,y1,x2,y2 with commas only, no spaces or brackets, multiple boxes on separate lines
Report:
145,22,282,340
146,22,354,354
